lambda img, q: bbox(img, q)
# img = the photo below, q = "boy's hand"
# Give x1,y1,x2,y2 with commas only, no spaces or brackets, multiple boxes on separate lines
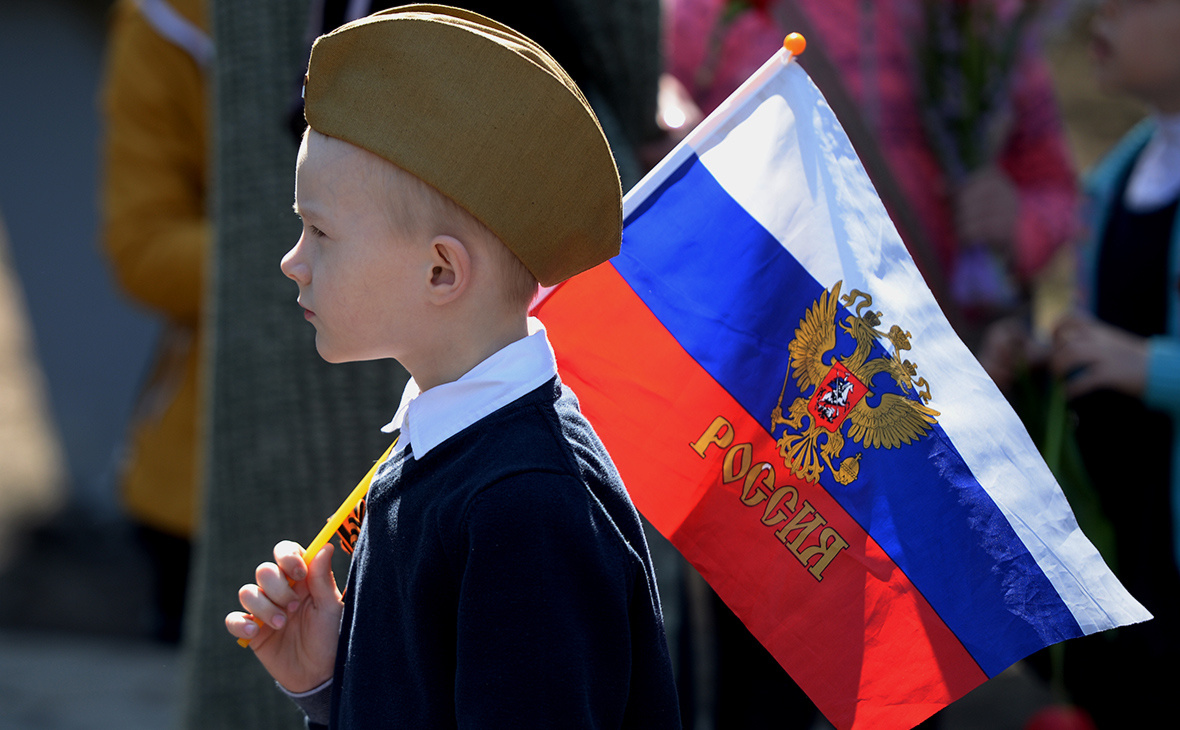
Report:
1051,312,1148,399
225,541,343,693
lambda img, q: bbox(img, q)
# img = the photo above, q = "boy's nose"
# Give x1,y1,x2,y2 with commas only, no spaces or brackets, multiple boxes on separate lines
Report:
280,241,310,284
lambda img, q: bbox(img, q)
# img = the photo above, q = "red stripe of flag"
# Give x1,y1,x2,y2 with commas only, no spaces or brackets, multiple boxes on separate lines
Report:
536,262,988,730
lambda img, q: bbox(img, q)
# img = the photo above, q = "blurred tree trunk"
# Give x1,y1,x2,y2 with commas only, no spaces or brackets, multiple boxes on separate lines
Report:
180,3,408,728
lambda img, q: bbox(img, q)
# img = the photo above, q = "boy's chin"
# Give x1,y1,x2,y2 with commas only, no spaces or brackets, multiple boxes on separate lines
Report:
315,340,384,365
314,340,352,364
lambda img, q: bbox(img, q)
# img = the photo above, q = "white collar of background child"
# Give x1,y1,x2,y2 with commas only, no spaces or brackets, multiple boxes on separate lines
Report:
1125,112,1180,211
381,317,557,460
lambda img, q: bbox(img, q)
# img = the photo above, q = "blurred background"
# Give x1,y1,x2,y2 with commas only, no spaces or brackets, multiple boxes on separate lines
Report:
0,0,1152,728
0,0,178,727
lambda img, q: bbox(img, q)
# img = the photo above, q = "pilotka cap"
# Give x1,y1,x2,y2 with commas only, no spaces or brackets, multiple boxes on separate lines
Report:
302,4,622,287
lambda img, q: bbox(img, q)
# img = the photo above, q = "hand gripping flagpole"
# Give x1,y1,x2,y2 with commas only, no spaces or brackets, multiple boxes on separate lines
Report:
237,438,397,648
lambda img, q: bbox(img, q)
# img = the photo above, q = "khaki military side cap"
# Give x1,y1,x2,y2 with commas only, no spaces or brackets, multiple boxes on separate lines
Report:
303,4,622,287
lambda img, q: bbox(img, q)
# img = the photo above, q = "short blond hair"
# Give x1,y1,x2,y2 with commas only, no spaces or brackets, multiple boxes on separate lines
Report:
342,130,539,311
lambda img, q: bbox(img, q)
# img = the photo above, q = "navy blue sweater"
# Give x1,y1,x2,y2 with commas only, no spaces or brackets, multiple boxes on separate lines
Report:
326,377,680,728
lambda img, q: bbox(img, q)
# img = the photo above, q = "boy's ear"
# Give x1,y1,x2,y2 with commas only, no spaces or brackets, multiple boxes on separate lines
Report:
426,235,470,304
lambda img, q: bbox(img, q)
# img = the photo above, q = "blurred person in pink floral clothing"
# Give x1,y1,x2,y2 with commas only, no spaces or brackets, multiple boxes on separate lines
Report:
665,0,1078,332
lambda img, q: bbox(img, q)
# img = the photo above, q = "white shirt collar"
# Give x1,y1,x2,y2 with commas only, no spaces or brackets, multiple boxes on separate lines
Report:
1125,112,1180,211
381,318,557,459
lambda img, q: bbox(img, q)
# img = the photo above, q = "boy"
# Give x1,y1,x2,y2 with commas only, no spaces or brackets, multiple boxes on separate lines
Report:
224,5,680,727
1045,0,1180,725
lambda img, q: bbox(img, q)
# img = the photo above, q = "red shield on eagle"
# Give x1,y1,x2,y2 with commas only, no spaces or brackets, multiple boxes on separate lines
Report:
807,361,868,432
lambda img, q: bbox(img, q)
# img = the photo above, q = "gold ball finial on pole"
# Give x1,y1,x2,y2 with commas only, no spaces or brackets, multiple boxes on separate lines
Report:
783,32,806,57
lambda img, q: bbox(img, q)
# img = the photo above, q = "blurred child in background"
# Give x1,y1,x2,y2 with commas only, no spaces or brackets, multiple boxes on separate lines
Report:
1047,0,1180,725
99,0,210,643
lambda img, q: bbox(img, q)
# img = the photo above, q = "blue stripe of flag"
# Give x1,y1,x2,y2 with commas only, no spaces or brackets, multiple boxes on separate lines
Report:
618,154,1082,676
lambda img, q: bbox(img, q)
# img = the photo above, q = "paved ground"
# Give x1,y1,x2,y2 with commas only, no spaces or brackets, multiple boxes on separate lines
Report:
0,630,181,730
0,509,182,730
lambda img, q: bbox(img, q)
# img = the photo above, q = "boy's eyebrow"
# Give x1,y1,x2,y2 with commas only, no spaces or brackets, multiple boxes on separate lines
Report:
293,199,325,222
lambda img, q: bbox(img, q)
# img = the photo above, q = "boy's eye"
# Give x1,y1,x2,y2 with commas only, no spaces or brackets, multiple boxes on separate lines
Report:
308,224,326,238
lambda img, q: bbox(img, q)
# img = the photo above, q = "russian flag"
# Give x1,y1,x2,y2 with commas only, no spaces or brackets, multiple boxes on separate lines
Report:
532,48,1149,729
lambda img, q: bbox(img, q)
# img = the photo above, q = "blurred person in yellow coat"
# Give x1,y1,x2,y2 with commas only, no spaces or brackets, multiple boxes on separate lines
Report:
99,0,210,643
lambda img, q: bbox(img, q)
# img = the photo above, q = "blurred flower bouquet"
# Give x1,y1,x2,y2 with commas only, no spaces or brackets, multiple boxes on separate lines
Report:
921,8,1118,680
695,0,773,95
916,0,1043,314
721,0,771,23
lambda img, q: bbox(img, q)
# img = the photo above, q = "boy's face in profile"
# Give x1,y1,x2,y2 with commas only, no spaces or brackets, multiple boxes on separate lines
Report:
1092,0,1180,109
282,131,426,364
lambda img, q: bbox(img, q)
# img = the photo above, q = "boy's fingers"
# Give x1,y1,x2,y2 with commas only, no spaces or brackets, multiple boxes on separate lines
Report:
274,540,309,583
225,610,265,640
239,582,289,631
256,561,300,610
306,543,339,602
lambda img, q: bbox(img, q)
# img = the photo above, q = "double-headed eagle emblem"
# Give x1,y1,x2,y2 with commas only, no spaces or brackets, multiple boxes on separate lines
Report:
771,281,940,485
